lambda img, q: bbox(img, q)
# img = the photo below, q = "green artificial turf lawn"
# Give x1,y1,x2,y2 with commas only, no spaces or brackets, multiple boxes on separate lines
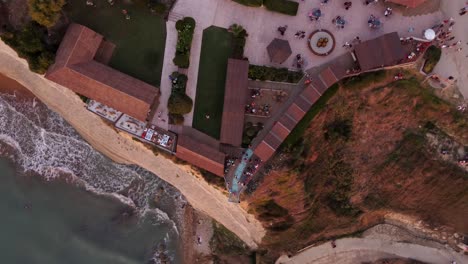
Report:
65,0,166,87
192,26,233,139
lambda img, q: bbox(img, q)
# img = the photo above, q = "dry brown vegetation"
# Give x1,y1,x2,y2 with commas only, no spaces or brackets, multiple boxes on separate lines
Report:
243,70,468,262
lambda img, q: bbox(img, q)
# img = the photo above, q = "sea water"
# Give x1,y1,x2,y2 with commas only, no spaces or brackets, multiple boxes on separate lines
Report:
0,85,183,263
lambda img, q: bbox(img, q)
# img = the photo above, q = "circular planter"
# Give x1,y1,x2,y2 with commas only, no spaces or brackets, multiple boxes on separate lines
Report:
308,29,336,56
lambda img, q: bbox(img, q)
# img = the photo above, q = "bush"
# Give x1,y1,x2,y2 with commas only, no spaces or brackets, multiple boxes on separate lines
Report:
422,46,441,74
1,23,56,74
173,53,190,68
249,65,303,83
168,93,193,115
324,119,352,141
263,0,298,16
170,72,188,92
168,113,184,125
229,24,248,59
255,199,289,220
28,0,65,28
174,17,196,68
148,1,167,14
232,0,263,7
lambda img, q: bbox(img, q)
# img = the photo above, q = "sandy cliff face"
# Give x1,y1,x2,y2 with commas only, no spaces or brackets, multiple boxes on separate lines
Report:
0,40,265,249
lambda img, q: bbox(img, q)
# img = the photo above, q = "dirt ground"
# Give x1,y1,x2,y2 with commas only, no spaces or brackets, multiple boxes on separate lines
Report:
244,69,468,262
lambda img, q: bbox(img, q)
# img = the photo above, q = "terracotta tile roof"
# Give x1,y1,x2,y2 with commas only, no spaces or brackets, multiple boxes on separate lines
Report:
353,32,406,71
310,75,327,95
271,122,290,140
329,62,346,80
45,23,159,121
286,103,306,122
387,0,427,8
176,135,226,176
267,38,292,64
220,59,249,146
319,67,339,88
295,95,312,112
264,132,282,149
254,140,276,161
278,114,297,131
301,85,321,104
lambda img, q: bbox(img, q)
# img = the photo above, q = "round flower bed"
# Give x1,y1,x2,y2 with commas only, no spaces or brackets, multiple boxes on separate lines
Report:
308,29,335,56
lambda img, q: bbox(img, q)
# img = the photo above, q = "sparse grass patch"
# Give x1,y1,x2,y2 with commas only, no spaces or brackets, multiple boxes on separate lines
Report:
199,170,226,189
253,199,289,220
341,70,387,90
210,221,251,256
422,46,441,74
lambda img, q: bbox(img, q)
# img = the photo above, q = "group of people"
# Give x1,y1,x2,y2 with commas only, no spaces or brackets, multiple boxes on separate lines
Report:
459,2,468,16
433,18,462,52
367,14,381,28
294,54,305,68
277,25,288,36
294,30,306,39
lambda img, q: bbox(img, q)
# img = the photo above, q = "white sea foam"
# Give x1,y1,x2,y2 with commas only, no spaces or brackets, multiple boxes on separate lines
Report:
0,94,184,237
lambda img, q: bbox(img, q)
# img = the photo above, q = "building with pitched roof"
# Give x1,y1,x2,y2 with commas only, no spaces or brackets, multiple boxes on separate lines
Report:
220,59,249,147
46,23,160,121
353,32,406,71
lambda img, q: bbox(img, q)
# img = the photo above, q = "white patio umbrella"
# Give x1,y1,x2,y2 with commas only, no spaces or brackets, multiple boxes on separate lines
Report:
424,29,436,41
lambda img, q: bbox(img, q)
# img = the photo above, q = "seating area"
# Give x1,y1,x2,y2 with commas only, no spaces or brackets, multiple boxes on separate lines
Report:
87,100,122,122
141,125,177,153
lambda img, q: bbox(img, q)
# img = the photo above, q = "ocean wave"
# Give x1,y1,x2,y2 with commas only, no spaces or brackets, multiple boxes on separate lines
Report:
0,93,183,235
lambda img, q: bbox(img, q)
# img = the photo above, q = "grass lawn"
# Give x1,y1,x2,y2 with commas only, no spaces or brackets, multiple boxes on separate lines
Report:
192,26,233,139
65,0,166,87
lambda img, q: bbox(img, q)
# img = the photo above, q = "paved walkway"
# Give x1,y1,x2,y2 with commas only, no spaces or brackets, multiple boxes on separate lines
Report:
163,0,443,130
434,0,468,99
152,20,178,130
277,238,468,264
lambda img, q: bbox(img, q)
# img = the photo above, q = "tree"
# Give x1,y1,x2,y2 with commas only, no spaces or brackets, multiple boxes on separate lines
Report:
168,93,193,115
28,0,66,28
228,23,246,38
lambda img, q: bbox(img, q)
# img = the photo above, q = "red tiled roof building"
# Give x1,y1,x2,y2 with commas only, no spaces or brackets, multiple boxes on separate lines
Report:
45,23,159,121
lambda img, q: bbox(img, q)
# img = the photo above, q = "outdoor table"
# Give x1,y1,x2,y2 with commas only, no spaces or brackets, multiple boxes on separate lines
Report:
334,17,346,28
309,9,322,20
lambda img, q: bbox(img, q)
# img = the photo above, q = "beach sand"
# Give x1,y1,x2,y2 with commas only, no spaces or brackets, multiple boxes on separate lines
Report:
0,40,265,249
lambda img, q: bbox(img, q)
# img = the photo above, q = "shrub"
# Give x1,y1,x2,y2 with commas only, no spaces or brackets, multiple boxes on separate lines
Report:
1,23,56,74
168,92,193,115
170,72,188,92
249,65,303,83
168,113,184,125
422,46,441,74
174,17,196,68
28,0,66,28
255,199,289,220
324,119,352,141
148,1,166,14
232,0,263,7
173,53,190,68
263,0,298,16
